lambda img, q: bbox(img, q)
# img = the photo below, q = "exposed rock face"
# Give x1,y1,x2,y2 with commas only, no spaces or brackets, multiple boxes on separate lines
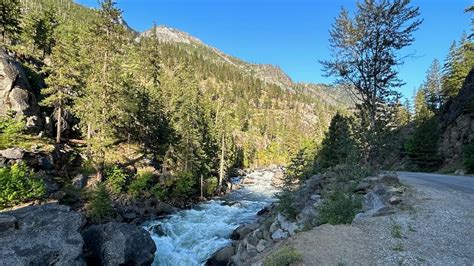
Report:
440,68,474,166
0,204,86,266
82,222,157,266
0,48,42,129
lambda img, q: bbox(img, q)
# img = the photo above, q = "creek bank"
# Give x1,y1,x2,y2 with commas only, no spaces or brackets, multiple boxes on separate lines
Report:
0,203,156,266
207,171,408,265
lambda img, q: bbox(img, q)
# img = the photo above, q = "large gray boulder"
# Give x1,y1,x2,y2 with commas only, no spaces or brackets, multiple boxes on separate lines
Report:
82,222,156,266
0,203,86,265
0,48,42,129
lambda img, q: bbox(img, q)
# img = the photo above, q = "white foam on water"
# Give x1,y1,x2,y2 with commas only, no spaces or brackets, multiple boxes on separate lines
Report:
143,170,280,266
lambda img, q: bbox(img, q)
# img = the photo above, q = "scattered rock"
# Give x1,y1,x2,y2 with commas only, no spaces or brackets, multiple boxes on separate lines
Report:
206,245,234,266
256,239,267,253
149,224,166,236
454,169,466,176
72,173,87,189
0,204,85,265
82,222,156,266
271,229,288,240
0,215,17,232
355,182,371,193
389,196,402,205
230,224,257,240
0,148,25,160
380,173,399,184
257,207,270,216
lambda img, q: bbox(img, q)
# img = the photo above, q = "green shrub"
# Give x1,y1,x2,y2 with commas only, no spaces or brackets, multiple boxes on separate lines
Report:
264,246,302,266
151,183,168,201
105,166,127,195
276,191,299,221
128,171,154,198
464,142,474,173
319,190,362,225
205,177,218,197
88,184,112,222
0,162,45,208
0,114,26,148
172,171,196,198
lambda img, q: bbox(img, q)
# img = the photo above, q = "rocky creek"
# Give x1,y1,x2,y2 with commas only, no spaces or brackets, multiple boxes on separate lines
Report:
143,169,281,265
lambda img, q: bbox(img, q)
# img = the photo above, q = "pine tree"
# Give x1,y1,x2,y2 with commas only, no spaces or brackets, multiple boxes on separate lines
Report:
442,35,474,101
74,0,131,181
413,88,434,122
422,59,443,112
0,0,22,44
320,0,421,163
318,113,358,170
43,23,83,143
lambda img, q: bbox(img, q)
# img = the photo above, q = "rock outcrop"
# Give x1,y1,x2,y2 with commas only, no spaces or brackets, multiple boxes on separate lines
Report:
0,204,86,265
0,48,42,130
439,68,474,166
82,222,156,266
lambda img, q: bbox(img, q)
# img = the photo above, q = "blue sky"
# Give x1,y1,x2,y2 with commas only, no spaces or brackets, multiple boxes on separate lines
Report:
75,0,472,99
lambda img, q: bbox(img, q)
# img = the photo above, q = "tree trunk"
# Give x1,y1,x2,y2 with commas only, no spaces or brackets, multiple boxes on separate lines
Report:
56,106,62,143
219,133,225,187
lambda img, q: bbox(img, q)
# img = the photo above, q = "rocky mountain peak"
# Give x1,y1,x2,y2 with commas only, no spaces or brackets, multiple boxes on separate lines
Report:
142,25,204,46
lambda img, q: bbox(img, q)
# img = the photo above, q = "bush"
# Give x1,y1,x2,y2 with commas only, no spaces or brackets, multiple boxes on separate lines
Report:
172,171,196,198
276,191,299,221
464,142,474,173
205,177,218,197
264,246,302,266
0,162,45,208
0,114,26,148
128,171,154,199
319,190,362,225
105,166,127,195
88,184,112,222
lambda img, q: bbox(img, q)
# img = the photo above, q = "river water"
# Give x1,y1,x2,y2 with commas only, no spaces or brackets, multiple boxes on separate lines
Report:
143,169,280,266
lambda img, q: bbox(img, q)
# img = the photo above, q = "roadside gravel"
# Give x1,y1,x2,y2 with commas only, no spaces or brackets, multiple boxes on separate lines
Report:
250,175,474,265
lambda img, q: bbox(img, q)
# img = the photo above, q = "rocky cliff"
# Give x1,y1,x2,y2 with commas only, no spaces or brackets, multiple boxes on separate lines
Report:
439,67,474,167
0,48,42,130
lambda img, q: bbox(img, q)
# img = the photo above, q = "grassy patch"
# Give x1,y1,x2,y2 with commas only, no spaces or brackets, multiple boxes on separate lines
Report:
264,246,302,266
391,224,402,238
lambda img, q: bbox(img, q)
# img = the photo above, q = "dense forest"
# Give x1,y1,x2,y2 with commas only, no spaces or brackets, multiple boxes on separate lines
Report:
0,0,349,213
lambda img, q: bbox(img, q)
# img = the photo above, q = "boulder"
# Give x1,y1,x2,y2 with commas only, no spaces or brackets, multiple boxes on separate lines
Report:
256,239,266,253
271,229,288,240
0,204,85,265
206,245,234,266
0,48,42,129
355,182,371,193
389,196,402,205
82,222,156,266
0,148,25,159
72,173,87,189
230,223,257,240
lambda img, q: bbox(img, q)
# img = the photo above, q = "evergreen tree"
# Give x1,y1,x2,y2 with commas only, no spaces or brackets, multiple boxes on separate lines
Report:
23,7,59,57
422,59,443,112
405,117,442,171
442,35,474,101
320,0,421,163
317,113,358,170
413,88,434,122
43,23,84,143
74,0,131,181
0,0,22,43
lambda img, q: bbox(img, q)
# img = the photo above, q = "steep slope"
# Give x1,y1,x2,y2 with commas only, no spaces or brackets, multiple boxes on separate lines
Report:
142,26,296,91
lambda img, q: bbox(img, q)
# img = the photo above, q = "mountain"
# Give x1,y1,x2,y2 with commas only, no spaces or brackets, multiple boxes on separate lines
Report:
141,25,295,89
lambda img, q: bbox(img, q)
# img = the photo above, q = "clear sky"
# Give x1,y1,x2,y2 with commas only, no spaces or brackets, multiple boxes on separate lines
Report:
75,0,472,99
